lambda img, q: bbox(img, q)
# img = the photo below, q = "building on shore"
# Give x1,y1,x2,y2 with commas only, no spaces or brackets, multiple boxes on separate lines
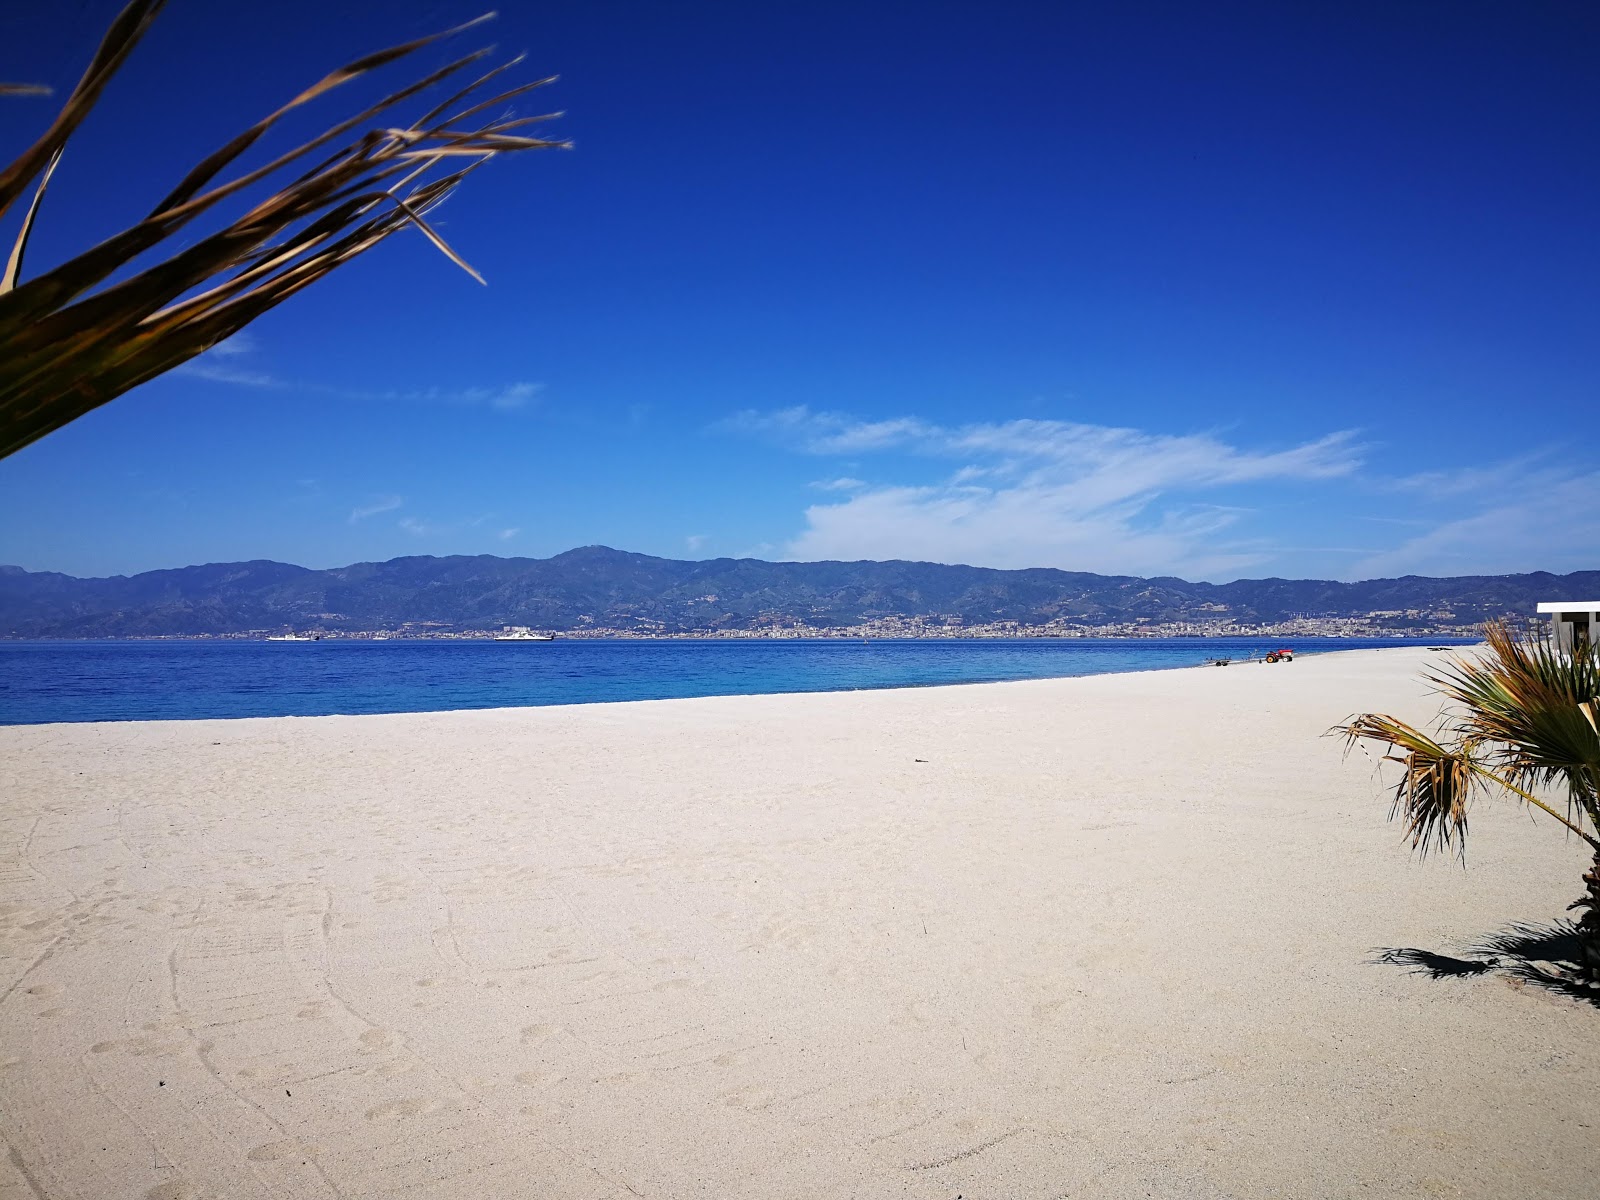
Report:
1537,601,1599,654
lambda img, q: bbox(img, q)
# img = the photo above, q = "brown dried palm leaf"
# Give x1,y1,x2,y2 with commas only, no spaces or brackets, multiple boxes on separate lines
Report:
1427,619,1600,821
0,1,568,460
1334,676,1600,857
1333,713,1481,856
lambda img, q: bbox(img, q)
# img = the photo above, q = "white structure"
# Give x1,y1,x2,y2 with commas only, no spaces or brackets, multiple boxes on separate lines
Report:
1537,602,1599,654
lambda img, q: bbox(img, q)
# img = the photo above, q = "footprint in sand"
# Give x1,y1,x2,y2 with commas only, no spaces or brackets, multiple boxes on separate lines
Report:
25,983,63,998
520,1023,559,1045
143,1181,200,1200
247,1140,310,1163
514,1069,564,1088
1031,998,1068,1023
651,978,692,993
358,1029,394,1051
364,1097,440,1121
721,1084,776,1111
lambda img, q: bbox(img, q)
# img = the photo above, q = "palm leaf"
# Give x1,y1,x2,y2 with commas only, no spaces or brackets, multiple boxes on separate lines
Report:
1334,713,1480,856
0,0,165,222
0,3,568,460
1428,620,1600,826
1333,618,1600,856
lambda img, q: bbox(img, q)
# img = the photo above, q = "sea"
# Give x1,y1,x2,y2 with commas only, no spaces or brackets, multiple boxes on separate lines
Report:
0,636,1473,726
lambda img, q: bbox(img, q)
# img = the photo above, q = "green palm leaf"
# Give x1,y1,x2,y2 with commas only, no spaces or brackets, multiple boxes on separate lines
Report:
1333,618,1600,982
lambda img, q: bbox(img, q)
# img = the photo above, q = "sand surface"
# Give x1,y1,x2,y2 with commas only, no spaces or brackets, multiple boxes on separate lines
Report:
1,646,1595,1199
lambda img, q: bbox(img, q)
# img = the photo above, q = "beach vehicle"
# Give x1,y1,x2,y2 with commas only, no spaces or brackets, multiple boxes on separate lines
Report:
494,628,555,641
1264,648,1294,663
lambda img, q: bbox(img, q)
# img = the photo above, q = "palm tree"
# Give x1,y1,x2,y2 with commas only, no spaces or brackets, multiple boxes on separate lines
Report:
1335,619,1600,983
0,0,567,461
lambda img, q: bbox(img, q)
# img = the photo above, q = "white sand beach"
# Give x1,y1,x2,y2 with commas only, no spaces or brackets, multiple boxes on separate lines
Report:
1,645,1595,1200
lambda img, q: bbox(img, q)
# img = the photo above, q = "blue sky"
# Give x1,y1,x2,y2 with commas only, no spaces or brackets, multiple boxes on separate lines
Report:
2,0,1597,582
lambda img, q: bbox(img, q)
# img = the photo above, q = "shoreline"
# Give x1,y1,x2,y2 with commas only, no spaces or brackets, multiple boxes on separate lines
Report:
2,631,1480,642
1,640,1477,729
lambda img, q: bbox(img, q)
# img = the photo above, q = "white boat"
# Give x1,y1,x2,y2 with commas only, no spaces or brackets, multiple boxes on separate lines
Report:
493,628,555,641
267,633,314,641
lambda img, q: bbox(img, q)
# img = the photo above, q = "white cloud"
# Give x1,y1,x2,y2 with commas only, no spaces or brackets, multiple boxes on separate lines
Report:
1387,452,1565,499
402,382,541,411
685,534,708,552
1352,471,1600,578
727,406,1361,577
206,331,258,358
810,477,867,492
174,352,541,413
349,494,403,522
177,362,282,388
396,514,508,539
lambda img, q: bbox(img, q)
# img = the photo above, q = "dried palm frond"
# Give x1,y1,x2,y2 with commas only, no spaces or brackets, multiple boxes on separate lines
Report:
0,0,568,460
1333,713,1480,856
1333,619,1600,857
1428,620,1600,819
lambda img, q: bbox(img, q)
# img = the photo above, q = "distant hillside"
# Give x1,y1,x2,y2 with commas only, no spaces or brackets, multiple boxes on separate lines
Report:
0,548,1594,637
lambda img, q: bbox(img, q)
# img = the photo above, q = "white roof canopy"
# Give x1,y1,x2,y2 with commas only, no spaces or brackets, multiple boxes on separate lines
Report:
1536,602,1600,613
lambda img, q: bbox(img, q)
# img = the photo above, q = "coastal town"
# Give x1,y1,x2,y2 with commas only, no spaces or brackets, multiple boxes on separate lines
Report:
167,607,1486,642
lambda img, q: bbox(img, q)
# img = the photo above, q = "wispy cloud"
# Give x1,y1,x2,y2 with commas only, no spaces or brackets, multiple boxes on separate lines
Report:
396,513,504,539
1384,451,1584,505
724,406,1362,577
349,494,403,522
178,362,282,388
174,344,541,412
206,331,258,358
810,476,867,492
1353,470,1600,578
685,534,708,552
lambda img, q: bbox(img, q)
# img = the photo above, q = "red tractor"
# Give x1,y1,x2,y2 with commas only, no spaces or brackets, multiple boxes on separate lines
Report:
1264,648,1294,663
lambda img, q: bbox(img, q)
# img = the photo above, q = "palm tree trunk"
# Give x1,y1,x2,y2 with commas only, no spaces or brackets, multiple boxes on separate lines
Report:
1579,848,1600,982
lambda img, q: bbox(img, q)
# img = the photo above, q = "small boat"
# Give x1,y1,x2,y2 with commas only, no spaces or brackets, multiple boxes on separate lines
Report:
493,628,555,642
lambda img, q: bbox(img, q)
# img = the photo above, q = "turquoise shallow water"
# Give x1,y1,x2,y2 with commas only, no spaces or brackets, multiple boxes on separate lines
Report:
0,637,1467,725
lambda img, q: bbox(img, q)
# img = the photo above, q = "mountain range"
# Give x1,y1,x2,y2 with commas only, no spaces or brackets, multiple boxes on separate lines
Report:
1,547,1594,637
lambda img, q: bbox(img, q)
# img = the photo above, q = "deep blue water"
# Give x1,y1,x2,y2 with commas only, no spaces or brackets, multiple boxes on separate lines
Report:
0,637,1470,725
